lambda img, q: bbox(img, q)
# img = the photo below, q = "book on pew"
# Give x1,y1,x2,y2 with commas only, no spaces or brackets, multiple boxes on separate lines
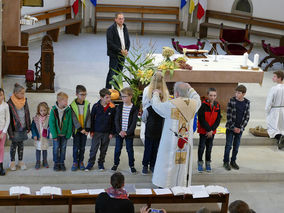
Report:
189,185,209,198
40,186,62,195
88,189,105,195
171,186,193,196
135,188,152,195
71,189,88,194
205,185,229,194
153,188,172,195
9,186,31,196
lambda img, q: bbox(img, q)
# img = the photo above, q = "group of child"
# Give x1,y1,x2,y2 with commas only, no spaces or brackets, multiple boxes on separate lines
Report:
0,78,250,176
0,83,139,175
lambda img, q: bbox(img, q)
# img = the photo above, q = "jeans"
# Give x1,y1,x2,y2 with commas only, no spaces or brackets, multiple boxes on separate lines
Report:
114,136,134,167
88,132,110,165
198,134,214,162
53,136,67,164
10,141,24,161
142,136,160,168
223,129,243,163
106,55,125,89
73,132,87,164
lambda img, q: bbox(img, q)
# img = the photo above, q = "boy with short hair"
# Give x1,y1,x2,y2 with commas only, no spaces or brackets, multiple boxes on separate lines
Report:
49,92,73,171
70,85,91,171
85,88,116,171
223,85,250,171
112,87,138,174
197,88,221,172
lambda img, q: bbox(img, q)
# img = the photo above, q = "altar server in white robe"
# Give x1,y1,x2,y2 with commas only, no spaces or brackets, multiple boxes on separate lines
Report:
151,82,201,188
265,70,284,147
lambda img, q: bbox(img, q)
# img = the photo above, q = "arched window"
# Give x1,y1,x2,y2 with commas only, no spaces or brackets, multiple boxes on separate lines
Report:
231,0,253,16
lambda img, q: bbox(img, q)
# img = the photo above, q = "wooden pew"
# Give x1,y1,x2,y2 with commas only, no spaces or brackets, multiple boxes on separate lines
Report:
0,190,229,213
21,6,81,46
94,4,180,36
200,10,284,46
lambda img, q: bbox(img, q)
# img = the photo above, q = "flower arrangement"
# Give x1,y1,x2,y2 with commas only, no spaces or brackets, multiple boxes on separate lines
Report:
162,47,175,61
137,69,154,85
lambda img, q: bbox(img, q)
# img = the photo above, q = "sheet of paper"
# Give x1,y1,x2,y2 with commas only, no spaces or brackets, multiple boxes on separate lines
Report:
153,188,172,195
171,186,184,196
182,187,192,195
71,189,88,194
88,189,105,195
135,188,152,195
190,185,209,198
124,184,136,194
206,185,229,194
36,191,41,196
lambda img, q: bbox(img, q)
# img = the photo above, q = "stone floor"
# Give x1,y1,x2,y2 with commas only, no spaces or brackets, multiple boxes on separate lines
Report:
1,32,284,212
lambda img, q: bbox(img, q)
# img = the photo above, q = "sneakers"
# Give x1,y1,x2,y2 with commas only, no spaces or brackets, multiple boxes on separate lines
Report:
197,161,203,173
142,166,148,175
223,162,231,171
230,161,240,170
18,161,27,170
98,164,105,171
43,160,49,168
53,164,60,171
111,165,118,171
60,163,66,171
71,163,78,171
130,167,137,174
85,162,94,171
79,162,85,170
10,161,16,171
35,161,40,170
205,161,212,172
278,135,284,149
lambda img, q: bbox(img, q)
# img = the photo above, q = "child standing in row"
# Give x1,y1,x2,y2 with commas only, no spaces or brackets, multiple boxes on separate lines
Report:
31,102,50,169
0,88,10,175
8,83,31,171
85,88,116,171
70,85,91,171
112,87,138,174
223,85,250,171
197,88,221,172
49,92,73,171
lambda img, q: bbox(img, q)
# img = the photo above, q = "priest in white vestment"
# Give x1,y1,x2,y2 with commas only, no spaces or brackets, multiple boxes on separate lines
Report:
151,82,201,188
265,71,284,145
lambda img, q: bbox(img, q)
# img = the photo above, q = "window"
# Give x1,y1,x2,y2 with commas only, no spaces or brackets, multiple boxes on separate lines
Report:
231,0,253,16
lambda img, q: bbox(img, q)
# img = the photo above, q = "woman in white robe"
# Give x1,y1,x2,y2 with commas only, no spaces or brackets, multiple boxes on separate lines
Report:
151,82,200,188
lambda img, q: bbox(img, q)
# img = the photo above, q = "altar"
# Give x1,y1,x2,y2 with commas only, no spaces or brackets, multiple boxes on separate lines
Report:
153,54,264,109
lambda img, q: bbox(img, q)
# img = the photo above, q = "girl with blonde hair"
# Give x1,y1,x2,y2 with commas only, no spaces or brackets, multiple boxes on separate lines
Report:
141,71,169,175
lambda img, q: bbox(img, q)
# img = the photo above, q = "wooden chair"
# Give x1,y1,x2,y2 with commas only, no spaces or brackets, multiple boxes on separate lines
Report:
171,38,205,54
259,40,284,71
219,23,253,55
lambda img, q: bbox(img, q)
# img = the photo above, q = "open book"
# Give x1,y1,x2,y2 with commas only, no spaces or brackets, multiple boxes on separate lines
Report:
9,186,31,196
205,185,229,194
40,186,62,195
171,186,192,196
189,185,209,198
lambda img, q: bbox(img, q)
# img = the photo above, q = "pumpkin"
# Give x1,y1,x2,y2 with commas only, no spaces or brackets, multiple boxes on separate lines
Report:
109,89,120,100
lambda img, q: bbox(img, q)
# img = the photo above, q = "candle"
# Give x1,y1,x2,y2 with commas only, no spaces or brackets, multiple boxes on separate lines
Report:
242,52,248,67
253,54,259,68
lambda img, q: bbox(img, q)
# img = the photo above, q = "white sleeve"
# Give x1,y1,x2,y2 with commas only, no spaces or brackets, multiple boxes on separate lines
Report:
151,92,172,118
3,104,10,133
142,86,151,110
265,88,274,114
189,88,201,112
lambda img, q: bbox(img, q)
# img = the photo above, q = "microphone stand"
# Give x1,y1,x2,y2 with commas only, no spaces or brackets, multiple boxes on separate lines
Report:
205,39,218,62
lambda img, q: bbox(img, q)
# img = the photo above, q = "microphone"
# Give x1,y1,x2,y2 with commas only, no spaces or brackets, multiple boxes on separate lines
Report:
169,129,189,143
205,39,218,62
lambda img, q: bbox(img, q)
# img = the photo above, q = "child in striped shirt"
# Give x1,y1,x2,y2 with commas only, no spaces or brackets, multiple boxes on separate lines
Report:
112,87,138,174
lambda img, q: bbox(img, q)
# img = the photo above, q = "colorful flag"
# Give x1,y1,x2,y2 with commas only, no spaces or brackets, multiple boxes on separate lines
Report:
71,0,79,15
180,0,187,9
197,0,207,20
81,0,86,7
189,0,198,14
90,0,97,6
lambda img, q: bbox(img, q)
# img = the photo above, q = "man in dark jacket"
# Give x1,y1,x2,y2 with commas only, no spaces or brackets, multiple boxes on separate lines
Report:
106,12,130,89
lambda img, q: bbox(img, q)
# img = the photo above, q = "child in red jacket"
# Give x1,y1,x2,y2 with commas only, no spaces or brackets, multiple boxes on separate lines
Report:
197,88,221,172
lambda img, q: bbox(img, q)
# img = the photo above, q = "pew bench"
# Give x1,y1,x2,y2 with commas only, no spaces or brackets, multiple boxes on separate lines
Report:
199,10,284,46
21,6,81,46
0,190,229,213
94,4,180,36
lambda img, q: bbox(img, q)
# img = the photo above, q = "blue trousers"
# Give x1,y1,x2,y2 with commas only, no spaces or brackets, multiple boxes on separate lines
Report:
53,136,67,164
223,129,242,163
114,136,134,167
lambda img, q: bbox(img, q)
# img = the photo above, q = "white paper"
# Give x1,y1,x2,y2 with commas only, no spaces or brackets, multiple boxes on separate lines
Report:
88,189,105,195
71,189,88,194
40,186,62,196
36,191,41,196
190,185,209,198
171,186,192,196
9,186,31,196
135,188,152,195
206,185,229,194
153,188,172,195
124,184,136,194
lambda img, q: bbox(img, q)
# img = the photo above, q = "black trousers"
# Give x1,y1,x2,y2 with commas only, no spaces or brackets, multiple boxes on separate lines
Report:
106,55,125,89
